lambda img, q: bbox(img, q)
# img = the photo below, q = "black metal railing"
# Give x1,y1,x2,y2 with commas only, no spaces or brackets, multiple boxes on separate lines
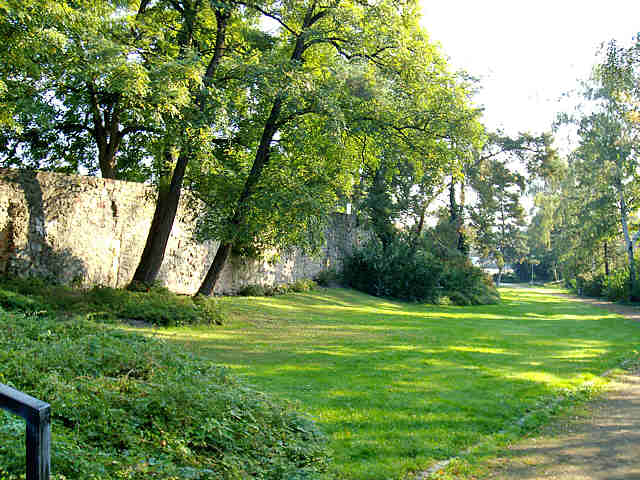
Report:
0,383,50,480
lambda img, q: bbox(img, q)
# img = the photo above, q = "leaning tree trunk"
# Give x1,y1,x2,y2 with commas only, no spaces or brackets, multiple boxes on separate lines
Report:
196,96,283,296
129,8,230,288
196,3,317,296
130,150,188,286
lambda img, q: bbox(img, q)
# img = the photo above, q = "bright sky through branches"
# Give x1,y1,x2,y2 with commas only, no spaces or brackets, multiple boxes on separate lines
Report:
420,1,640,137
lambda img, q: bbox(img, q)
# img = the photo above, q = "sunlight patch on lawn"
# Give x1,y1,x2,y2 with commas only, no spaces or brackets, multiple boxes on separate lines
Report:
132,287,640,480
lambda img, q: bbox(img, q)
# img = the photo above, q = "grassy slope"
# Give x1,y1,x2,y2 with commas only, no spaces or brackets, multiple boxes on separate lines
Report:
129,287,640,479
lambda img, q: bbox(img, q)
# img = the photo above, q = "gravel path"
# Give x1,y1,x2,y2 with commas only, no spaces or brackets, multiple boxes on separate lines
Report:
487,293,640,480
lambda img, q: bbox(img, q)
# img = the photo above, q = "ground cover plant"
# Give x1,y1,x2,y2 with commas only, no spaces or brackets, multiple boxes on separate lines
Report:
0,311,328,479
0,276,225,326
135,286,640,479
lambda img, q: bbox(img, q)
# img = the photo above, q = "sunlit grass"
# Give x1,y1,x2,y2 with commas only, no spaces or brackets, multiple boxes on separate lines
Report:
129,286,640,479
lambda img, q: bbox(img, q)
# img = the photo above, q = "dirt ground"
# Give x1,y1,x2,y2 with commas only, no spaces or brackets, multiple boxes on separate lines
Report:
487,293,640,480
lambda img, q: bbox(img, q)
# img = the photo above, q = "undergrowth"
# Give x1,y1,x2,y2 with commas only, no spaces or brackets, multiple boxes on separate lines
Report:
0,311,329,479
237,279,317,297
0,276,225,326
342,237,499,305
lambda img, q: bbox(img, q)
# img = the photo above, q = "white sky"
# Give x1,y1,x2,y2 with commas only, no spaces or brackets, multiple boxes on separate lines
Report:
420,1,640,137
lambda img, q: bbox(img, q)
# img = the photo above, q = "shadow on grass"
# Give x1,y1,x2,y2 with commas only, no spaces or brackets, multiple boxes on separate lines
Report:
142,287,640,479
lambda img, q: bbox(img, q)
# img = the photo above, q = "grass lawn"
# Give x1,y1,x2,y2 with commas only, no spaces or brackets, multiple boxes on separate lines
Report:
129,286,640,479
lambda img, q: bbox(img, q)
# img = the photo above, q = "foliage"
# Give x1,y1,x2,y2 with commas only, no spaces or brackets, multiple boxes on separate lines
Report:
0,0,487,296
342,236,442,302
493,271,520,284
189,0,487,294
0,0,181,179
0,277,225,326
0,311,329,479
313,267,341,287
572,268,640,302
168,287,640,479
342,235,498,304
542,37,640,295
469,156,528,282
602,269,635,301
237,279,317,297
439,256,500,305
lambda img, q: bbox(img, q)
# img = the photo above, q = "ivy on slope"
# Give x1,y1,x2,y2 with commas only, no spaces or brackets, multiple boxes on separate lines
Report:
0,312,328,479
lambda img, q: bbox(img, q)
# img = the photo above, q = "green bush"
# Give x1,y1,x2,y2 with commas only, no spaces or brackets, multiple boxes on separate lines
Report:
0,288,46,313
575,272,607,298
237,280,317,297
342,238,443,302
342,237,499,304
237,284,268,297
569,269,640,302
0,312,329,479
602,269,631,301
493,272,519,283
313,268,340,287
291,279,317,293
0,277,226,326
446,290,472,306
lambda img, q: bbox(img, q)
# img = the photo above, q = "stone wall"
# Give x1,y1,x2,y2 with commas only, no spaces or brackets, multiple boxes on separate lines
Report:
0,169,363,294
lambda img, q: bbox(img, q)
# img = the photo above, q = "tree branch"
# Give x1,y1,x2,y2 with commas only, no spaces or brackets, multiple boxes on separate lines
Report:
276,106,317,127
235,1,299,35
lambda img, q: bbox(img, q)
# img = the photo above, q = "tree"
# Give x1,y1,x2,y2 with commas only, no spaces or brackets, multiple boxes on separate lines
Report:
130,0,239,286
194,0,484,295
0,0,249,287
470,157,527,286
0,0,186,179
552,38,640,296
349,38,484,251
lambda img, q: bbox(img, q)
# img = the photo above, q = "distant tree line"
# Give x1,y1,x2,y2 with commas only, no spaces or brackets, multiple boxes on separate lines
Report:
520,36,640,300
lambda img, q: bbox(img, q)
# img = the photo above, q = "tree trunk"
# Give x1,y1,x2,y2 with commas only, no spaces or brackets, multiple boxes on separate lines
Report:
130,150,188,286
97,142,119,179
604,241,610,277
195,96,283,295
197,242,232,296
496,267,502,287
448,180,467,254
618,178,637,299
129,7,230,287
195,4,317,295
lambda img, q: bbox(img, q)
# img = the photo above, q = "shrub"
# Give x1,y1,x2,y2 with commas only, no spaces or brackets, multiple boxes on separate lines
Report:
342,238,442,302
0,288,46,313
0,277,227,326
575,272,607,298
0,312,329,479
313,268,340,287
569,269,640,302
238,280,317,297
493,272,519,284
193,295,226,325
342,237,499,304
447,291,472,306
291,279,317,293
237,284,268,297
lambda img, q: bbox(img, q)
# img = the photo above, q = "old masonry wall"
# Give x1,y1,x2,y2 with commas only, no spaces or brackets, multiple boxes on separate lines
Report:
0,169,361,294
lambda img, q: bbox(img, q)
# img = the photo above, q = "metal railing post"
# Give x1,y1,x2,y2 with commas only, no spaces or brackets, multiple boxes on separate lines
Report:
0,383,51,480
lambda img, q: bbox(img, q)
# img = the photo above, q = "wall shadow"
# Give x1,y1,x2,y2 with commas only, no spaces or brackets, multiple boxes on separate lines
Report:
1,169,87,284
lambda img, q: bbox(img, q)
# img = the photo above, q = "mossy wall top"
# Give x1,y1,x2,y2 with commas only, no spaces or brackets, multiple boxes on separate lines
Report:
0,169,360,294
